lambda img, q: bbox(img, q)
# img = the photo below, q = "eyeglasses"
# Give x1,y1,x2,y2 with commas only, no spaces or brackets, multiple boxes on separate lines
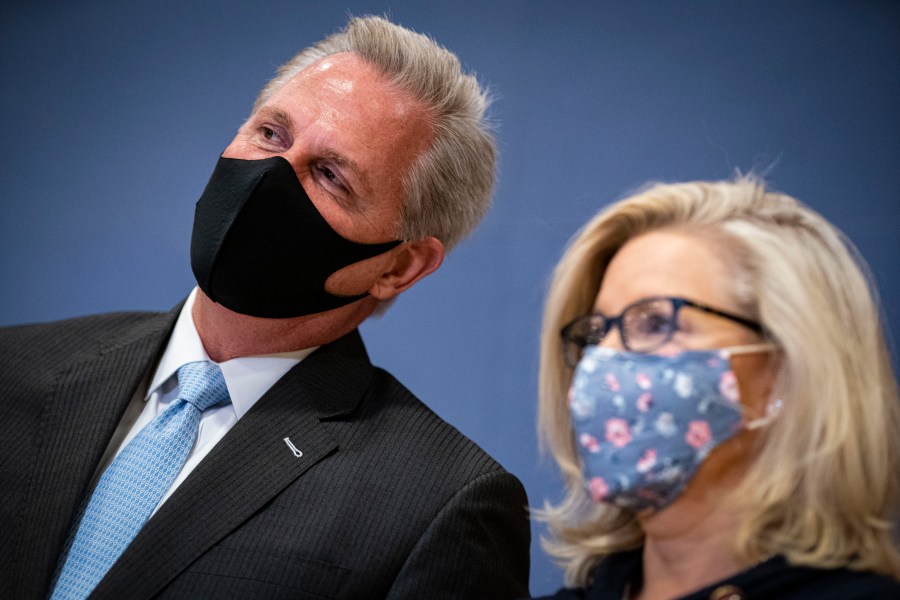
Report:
560,296,763,368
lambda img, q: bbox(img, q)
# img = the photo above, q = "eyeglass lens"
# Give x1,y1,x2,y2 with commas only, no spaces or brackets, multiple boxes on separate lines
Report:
623,298,677,351
563,298,679,366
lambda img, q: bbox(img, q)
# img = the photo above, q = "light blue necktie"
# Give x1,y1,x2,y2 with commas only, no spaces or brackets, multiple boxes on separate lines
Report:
51,361,230,599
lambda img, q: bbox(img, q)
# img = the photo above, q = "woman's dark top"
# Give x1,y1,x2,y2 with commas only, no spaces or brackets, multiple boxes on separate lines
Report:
532,548,900,600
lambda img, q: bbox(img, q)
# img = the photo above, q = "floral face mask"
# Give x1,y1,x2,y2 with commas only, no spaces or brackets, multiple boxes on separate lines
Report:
568,344,774,512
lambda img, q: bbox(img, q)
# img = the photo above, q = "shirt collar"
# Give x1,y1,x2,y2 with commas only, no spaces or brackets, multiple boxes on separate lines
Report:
147,287,317,419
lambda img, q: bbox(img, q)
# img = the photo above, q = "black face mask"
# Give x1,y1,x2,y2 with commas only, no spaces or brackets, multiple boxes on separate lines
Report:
190,155,402,318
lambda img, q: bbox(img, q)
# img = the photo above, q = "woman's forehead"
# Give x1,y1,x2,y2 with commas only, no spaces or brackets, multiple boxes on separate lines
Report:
595,231,738,313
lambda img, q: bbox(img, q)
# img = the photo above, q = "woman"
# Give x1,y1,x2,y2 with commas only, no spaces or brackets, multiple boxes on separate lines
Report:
534,177,900,599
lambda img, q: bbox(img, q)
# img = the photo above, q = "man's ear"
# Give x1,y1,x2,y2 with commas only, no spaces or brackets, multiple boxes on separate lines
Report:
369,236,444,300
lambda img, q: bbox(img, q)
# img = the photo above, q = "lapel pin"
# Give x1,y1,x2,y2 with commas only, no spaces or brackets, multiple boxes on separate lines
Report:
283,437,303,458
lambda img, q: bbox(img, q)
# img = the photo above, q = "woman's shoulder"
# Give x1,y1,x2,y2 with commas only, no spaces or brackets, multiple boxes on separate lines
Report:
530,588,589,600
789,566,900,599
531,557,900,600
692,556,900,600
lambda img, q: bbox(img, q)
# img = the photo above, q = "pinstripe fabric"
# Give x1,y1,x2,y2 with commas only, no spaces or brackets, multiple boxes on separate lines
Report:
1,310,530,599
1,311,174,600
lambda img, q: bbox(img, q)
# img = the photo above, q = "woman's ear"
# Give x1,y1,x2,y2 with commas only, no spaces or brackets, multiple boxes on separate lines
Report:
369,236,445,300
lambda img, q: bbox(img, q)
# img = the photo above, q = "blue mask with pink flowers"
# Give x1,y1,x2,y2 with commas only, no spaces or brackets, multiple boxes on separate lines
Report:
569,345,769,513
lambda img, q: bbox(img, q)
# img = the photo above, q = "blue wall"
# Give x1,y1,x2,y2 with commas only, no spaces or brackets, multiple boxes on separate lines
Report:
2,0,898,594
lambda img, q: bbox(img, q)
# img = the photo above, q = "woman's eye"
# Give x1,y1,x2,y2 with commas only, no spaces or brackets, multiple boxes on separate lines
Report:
648,314,673,334
632,312,672,336
585,324,605,345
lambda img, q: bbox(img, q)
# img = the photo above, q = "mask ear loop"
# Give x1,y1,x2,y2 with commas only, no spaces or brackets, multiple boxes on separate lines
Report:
745,398,783,430
724,342,776,356
722,343,781,430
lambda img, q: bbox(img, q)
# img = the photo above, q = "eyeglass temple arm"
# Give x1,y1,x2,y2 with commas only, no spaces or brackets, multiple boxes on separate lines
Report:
680,298,763,333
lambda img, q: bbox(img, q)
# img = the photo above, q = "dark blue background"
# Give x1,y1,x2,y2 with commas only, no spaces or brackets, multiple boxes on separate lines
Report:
2,1,898,594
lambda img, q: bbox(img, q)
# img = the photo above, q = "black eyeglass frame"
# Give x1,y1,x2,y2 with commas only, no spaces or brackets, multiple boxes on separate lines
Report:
559,296,764,368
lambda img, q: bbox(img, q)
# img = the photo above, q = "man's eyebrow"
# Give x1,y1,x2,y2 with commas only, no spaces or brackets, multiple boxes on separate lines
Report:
256,106,293,131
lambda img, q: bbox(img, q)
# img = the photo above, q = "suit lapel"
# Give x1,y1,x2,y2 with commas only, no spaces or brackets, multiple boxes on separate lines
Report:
94,330,376,600
12,309,178,600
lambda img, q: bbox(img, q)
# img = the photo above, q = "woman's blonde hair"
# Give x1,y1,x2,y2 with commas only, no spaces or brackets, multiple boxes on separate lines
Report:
537,176,900,585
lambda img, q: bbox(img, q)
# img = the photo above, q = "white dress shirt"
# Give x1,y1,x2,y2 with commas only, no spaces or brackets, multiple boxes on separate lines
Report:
103,288,316,514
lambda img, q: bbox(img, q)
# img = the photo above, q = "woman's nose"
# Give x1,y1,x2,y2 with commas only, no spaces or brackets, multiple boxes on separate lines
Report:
599,325,626,351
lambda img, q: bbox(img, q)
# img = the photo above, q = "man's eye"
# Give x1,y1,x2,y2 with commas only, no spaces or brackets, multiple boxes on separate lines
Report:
261,126,278,140
316,165,346,191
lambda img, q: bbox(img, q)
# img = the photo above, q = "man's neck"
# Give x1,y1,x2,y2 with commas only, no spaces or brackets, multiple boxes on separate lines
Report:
191,289,376,362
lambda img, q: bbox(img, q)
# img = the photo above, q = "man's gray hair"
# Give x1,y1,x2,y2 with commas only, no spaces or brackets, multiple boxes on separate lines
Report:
254,15,496,251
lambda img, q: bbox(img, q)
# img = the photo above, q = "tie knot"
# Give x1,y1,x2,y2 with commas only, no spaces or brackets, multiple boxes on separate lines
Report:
176,361,230,411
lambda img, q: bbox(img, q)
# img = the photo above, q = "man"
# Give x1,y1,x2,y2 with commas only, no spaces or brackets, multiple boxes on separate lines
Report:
0,16,530,599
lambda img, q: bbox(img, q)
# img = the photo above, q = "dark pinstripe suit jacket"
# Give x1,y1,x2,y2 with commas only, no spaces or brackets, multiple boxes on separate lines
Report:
0,307,530,599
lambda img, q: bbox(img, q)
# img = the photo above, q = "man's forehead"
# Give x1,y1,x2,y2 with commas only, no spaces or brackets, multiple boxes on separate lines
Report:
270,53,428,122
283,53,376,94
308,54,351,74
